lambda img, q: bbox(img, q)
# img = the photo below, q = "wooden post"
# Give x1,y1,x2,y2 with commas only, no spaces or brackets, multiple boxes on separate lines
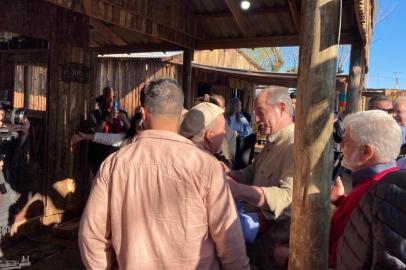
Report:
23,65,30,108
182,49,193,109
346,38,363,113
289,0,339,269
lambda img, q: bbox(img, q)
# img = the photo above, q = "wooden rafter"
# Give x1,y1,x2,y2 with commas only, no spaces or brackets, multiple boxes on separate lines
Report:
94,42,184,54
287,0,300,33
194,6,290,19
89,18,127,46
197,32,353,49
45,0,198,49
223,0,252,37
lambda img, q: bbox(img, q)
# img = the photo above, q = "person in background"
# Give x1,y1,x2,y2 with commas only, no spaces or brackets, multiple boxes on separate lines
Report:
73,107,143,148
226,86,294,269
393,96,406,145
289,91,296,111
329,110,402,269
225,97,252,139
87,86,129,175
367,95,393,115
79,79,249,270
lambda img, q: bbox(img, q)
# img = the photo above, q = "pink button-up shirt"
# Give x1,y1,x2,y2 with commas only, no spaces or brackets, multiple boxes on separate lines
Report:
79,129,249,270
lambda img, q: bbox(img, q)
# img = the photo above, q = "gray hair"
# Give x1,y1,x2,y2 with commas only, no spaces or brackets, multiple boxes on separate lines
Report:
367,95,391,110
262,86,294,117
393,96,406,107
190,115,222,146
143,78,184,117
343,110,402,163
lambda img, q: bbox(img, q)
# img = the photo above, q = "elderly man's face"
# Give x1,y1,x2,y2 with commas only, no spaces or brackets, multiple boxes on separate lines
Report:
254,92,280,135
208,115,226,154
394,100,406,127
341,129,364,171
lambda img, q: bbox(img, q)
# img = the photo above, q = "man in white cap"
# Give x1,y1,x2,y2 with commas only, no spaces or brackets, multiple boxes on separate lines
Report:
179,101,226,155
180,102,260,244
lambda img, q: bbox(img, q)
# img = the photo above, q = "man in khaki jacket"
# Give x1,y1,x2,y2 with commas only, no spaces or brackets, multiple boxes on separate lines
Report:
227,86,294,269
79,79,249,270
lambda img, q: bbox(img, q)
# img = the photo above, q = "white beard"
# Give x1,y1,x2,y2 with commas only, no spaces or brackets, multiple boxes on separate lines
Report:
342,148,364,171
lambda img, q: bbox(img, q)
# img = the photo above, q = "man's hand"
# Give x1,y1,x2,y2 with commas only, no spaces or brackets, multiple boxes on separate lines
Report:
72,132,94,145
331,176,345,203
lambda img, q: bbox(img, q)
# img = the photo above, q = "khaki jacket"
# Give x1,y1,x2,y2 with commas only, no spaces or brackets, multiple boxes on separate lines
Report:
233,124,294,243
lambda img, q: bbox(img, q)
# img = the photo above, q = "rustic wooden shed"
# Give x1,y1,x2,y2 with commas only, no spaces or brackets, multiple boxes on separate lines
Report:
0,0,373,268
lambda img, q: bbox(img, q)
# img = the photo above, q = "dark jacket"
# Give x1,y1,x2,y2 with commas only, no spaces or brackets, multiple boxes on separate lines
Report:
336,170,406,270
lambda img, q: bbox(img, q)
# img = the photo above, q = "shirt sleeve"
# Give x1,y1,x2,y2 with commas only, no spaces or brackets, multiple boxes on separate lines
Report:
205,161,250,270
79,160,114,269
261,145,294,220
229,164,255,185
93,132,126,147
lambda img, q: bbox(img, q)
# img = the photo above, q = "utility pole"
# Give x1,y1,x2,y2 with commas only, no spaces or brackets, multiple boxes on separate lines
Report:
393,72,401,89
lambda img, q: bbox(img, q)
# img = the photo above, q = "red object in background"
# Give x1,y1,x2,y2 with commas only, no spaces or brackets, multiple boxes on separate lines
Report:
111,117,125,133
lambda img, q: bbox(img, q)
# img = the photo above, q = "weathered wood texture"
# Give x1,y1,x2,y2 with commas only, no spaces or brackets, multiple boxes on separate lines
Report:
45,6,91,219
46,0,200,49
182,50,193,109
14,65,47,111
96,58,180,115
346,38,364,113
173,49,264,71
96,57,255,115
0,0,52,40
289,0,339,269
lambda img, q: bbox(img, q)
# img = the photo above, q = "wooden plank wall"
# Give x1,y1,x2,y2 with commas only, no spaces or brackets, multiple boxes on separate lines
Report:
44,6,91,223
13,65,47,110
174,49,263,71
97,58,255,116
96,58,180,115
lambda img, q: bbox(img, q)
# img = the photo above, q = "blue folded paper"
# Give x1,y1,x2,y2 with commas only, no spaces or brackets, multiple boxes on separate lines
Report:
236,201,259,243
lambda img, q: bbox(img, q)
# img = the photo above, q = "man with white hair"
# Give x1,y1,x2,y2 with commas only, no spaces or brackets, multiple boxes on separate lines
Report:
329,110,402,269
226,86,294,269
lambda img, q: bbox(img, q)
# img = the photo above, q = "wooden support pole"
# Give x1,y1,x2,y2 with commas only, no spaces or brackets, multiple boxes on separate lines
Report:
289,0,339,269
23,65,30,108
182,49,193,109
346,38,363,113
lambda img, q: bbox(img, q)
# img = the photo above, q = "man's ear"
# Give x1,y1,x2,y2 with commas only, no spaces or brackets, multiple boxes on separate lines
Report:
204,129,215,143
140,107,147,121
278,102,287,115
361,144,374,163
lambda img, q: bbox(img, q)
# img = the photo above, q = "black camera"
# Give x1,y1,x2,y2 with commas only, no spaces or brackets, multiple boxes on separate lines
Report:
2,106,27,126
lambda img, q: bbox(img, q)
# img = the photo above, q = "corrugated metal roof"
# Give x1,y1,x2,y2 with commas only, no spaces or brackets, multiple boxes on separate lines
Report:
98,51,183,59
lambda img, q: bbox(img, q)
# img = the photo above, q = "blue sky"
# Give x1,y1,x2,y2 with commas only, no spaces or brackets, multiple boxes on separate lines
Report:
367,0,406,89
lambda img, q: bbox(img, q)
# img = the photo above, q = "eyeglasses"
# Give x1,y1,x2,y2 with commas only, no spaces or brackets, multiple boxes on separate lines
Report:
378,108,394,114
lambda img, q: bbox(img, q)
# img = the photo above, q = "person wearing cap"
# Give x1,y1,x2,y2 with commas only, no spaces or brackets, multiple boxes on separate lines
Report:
226,86,295,269
180,102,261,244
79,79,249,270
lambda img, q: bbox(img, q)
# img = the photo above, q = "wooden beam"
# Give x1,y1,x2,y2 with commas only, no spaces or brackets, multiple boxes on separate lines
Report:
46,0,198,49
346,38,363,113
94,42,184,54
89,18,128,46
287,0,300,33
289,0,339,269
182,49,193,109
224,0,253,37
194,6,290,19
197,35,299,49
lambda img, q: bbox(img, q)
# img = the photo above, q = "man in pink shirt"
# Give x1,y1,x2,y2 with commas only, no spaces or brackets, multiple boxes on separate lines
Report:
79,79,249,270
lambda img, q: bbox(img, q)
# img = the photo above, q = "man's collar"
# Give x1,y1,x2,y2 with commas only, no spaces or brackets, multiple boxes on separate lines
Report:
267,123,294,145
351,160,397,186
